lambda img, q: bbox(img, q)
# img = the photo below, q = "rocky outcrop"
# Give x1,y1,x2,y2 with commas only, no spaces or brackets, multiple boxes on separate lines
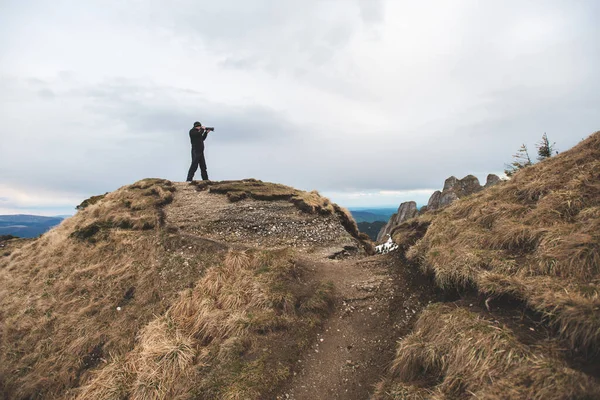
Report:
427,175,483,211
377,174,502,242
439,191,459,208
427,191,442,210
376,201,418,242
485,174,501,187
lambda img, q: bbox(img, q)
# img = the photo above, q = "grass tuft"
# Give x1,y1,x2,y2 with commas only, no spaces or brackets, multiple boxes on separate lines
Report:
374,304,600,399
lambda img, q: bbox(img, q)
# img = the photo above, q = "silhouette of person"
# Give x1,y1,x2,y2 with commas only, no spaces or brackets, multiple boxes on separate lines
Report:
187,121,211,181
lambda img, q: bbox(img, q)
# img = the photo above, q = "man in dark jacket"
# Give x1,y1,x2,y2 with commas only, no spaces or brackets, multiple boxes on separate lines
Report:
186,121,211,181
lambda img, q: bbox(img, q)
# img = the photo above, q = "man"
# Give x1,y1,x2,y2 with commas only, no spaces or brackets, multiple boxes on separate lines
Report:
187,121,211,182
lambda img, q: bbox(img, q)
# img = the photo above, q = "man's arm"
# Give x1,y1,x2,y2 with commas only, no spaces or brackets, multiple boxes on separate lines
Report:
201,127,210,141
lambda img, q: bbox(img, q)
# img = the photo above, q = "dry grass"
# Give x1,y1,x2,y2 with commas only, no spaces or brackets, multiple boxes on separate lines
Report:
405,131,600,351
75,193,107,210
0,179,215,399
374,304,600,399
194,179,375,254
0,179,332,400
0,177,335,399
75,248,334,400
390,213,435,252
195,179,335,214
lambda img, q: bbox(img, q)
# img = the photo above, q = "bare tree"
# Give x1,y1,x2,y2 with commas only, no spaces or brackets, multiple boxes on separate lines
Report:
504,144,532,177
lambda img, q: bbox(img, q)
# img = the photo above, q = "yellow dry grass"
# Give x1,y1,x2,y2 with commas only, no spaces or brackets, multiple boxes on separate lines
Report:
405,131,600,350
0,178,335,399
76,248,334,400
0,179,182,399
374,304,600,400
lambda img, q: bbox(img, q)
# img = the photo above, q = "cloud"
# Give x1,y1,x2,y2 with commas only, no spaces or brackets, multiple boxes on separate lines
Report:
0,183,83,215
322,188,436,208
1,0,599,214
358,0,385,24
0,76,309,199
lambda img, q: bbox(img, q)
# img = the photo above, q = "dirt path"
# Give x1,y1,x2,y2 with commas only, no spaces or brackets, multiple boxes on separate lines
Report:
277,257,396,399
277,253,436,400
166,182,436,400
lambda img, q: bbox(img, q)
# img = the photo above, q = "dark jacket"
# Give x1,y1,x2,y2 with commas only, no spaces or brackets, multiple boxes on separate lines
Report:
189,127,209,149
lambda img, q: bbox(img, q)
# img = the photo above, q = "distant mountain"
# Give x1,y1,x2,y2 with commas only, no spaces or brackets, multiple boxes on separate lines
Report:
357,221,387,241
350,208,397,223
0,215,65,238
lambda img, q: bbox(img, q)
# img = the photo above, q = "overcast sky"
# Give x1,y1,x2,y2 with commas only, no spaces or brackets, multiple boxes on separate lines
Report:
1,0,598,215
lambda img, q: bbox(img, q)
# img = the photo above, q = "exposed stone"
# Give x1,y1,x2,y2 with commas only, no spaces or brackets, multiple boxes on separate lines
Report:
427,191,442,211
376,201,418,242
455,175,482,198
427,175,482,211
443,176,458,191
485,174,501,187
380,174,490,242
397,201,418,222
440,191,459,207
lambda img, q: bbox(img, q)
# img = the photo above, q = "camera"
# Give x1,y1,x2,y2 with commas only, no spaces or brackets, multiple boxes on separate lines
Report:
205,127,215,132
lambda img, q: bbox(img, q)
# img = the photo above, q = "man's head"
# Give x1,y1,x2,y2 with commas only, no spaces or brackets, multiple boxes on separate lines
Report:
193,121,202,130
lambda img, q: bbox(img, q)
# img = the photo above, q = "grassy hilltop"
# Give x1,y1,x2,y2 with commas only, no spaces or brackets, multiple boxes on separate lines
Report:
0,179,371,399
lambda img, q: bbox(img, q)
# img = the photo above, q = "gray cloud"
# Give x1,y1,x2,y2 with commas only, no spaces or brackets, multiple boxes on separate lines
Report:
358,0,385,24
1,0,599,211
0,77,308,198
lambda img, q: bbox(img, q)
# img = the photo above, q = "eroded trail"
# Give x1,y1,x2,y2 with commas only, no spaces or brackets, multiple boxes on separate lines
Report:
279,257,394,399
279,255,436,400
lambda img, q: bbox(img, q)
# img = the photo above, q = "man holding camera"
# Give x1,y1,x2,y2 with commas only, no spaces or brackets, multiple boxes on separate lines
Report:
186,121,214,182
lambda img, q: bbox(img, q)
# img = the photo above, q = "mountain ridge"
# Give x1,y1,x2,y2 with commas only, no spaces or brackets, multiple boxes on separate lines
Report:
0,214,65,238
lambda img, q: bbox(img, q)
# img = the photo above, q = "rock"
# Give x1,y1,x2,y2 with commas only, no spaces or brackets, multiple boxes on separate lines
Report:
397,201,418,222
380,174,489,242
485,174,501,187
455,175,482,198
376,201,418,242
428,175,482,211
443,176,458,191
439,191,459,207
427,191,442,211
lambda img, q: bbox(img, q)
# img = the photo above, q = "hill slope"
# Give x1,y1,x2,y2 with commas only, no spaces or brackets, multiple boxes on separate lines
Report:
0,179,379,399
350,209,396,224
375,132,600,399
2,133,600,399
357,221,387,241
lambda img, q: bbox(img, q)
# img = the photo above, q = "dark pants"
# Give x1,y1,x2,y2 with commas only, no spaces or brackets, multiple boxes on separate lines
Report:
187,146,208,181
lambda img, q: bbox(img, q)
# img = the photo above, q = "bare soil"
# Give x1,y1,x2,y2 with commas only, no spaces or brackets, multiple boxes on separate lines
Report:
168,183,357,253
277,254,438,400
